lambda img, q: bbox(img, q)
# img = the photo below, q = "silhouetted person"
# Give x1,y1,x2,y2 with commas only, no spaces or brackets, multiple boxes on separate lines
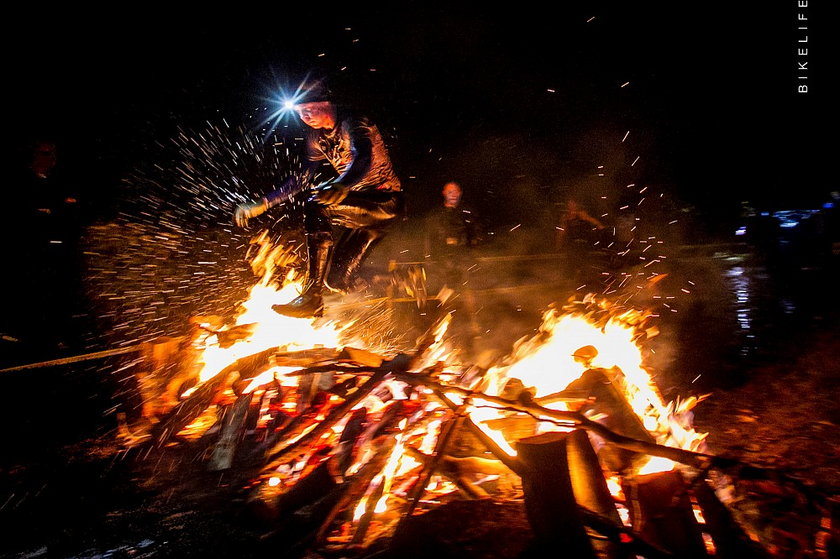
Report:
2,139,84,363
555,199,605,283
424,181,483,288
424,181,483,358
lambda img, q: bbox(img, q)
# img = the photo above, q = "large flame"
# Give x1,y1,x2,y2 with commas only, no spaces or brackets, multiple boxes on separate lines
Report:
194,232,347,385
192,232,706,515
470,301,707,474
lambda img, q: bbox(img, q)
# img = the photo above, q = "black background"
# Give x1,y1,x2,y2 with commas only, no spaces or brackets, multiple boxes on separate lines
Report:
8,3,833,231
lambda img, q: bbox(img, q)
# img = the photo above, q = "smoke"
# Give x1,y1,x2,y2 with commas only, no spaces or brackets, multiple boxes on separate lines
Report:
371,122,706,388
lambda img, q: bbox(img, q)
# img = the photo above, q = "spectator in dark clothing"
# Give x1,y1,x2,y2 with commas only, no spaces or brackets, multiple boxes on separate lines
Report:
2,140,85,362
555,199,605,249
424,181,483,358
233,80,404,318
424,181,483,287
555,199,606,283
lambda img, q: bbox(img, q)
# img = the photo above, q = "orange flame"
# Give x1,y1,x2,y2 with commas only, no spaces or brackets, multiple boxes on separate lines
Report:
467,300,707,474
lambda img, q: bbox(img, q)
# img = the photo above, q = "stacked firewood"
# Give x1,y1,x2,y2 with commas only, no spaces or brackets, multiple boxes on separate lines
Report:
117,317,834,558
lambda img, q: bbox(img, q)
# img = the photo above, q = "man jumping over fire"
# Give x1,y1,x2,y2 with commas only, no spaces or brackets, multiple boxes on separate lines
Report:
233,78,404,318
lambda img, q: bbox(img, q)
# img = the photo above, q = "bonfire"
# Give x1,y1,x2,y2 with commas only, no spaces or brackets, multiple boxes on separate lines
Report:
109,232,833,559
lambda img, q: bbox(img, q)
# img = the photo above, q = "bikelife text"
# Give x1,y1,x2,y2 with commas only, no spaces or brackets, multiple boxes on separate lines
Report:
795,0,809,94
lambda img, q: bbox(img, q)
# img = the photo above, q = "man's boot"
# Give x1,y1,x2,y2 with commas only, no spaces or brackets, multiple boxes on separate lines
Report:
272,235,332,318
326,229,383,294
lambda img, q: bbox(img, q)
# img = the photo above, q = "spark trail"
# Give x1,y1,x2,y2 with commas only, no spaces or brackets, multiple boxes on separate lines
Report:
83,119,311,350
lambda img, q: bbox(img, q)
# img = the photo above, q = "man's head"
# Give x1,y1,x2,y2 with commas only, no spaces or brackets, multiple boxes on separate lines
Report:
442,182,462,208
295,101,336,130
293,80,336,130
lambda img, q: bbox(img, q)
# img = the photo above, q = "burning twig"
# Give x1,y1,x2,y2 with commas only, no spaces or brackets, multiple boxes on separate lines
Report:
394,372,731,471
262,369,389,472
151,346,277,446
395,401,467,534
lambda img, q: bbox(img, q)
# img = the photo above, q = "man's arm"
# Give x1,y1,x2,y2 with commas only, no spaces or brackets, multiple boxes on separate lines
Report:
233,159,321,227
579,210,606,229
463,206,484,247
263,160,320,208
331,118,375,190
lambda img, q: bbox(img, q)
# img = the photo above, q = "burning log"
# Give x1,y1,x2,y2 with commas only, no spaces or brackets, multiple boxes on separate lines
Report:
691,477,772,558
564,367,658,472
515,432,598,558
567,429,623,523
567,428,625,558
622,470,709,558
151,346,277,446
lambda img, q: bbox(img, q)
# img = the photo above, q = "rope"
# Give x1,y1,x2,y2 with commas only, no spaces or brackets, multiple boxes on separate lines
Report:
0,344,144,374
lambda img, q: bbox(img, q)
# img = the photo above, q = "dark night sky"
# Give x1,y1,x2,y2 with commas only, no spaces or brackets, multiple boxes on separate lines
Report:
10,3,833,232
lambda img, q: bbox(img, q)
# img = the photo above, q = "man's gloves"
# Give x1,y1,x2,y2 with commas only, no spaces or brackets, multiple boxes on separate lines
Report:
233,198,268,227
311,181,349,206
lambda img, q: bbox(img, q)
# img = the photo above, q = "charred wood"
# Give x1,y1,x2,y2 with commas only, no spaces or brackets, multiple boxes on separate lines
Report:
263,370,388,472
208,392,254,471
564,367,657,472
622,470,709,558
691,477,771,559
515,431,597,558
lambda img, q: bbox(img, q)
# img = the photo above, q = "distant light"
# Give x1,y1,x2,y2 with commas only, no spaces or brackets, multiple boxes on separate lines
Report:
823,201,834,209
760,212,770,216
735,227,747,236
